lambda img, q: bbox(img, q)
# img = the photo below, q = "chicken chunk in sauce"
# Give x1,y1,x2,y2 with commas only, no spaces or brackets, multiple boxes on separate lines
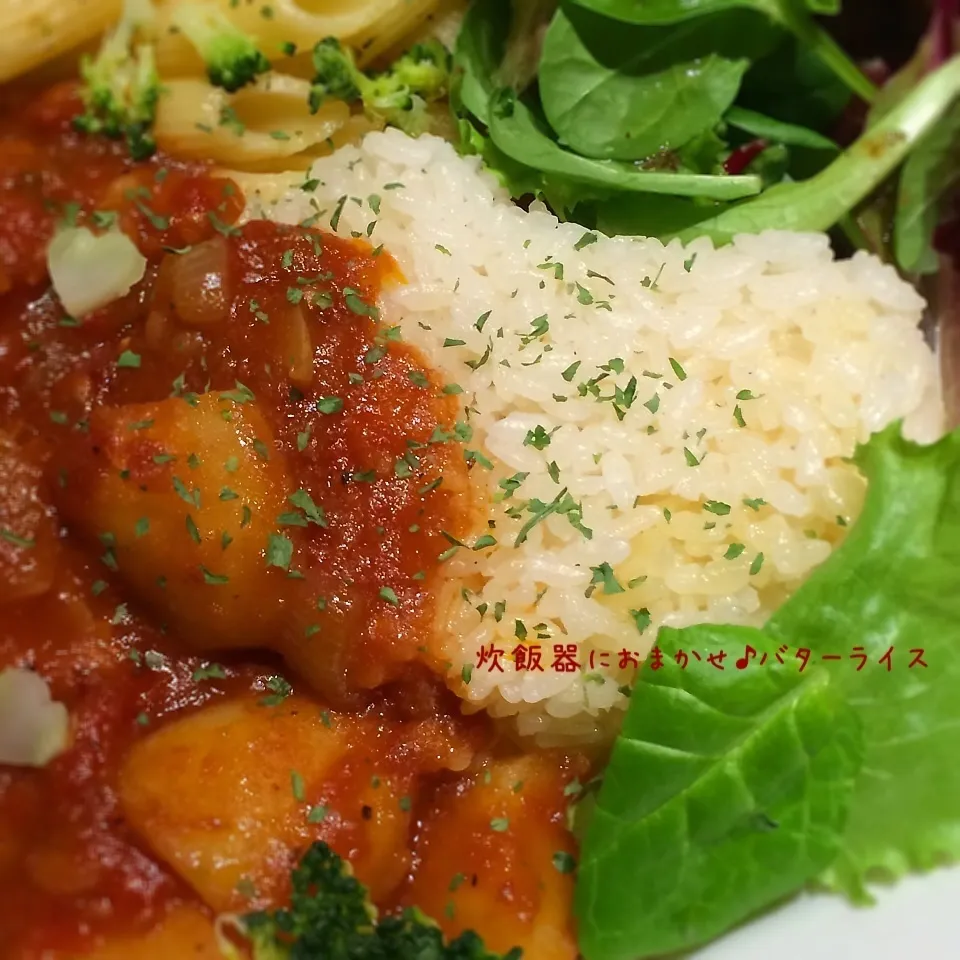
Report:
0,82,589,960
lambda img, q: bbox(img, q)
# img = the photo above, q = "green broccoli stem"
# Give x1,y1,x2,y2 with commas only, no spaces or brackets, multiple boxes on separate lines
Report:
309,37,451,136
172,3,270,92
73,8,160,162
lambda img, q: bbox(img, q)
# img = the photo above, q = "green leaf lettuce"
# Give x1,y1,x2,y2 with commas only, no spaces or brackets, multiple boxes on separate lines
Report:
769,423,960,897
575,625,864,960
576,423,960,959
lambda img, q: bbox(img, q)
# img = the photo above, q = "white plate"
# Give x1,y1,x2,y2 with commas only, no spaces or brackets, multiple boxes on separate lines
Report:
689,865,960,959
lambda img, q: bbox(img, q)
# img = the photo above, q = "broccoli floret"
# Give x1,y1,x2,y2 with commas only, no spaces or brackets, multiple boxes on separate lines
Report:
308,38,451,136
378,41,450,102
171,2,270,93
308,37,364,107
377,910,523,960
238,842,521,960
73,10,160,161
243,841,376,959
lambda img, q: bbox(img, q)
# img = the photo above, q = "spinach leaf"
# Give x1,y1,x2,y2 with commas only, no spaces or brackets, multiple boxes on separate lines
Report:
457,115,544,198
538,9,751,160
453,0,545,199
895,101,960,275
739,32,852,130
591,193,725,237
487,89,763,200
584,129,736,235
725,105,838,150
497,0,558,95
767,423,960,900
568,0,876,100
673,56,960,243
569,0,836,25
575,624,863,960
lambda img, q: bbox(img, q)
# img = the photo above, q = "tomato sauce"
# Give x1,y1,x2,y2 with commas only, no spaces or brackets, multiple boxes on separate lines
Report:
0,83,482,956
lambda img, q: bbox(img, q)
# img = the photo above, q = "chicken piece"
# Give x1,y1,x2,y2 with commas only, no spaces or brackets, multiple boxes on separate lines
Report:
60,907,221,960
402,753,587,960
0,431,59,605
119,696,476,913
53,391,291,648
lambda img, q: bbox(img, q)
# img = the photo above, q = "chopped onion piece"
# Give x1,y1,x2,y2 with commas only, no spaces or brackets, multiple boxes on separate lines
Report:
0,667,69,767
283,305,315,387
47,227,147,318
169,237,232,327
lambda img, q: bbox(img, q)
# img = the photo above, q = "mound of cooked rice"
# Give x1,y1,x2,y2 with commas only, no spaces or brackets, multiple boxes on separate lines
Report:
250,129,943,745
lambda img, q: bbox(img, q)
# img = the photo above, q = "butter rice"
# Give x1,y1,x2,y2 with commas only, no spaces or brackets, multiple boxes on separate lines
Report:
249,128,943,745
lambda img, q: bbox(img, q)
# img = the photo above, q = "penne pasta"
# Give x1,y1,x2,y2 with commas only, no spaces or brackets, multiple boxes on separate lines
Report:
217,168,305,215
0,0,123,84
346,0,444,65
153,72,355,167
221,107,382,212
376,0,467,75
149,0,440,78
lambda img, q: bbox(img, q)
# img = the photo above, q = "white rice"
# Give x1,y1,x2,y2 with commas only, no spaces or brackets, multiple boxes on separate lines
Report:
251,129,944,745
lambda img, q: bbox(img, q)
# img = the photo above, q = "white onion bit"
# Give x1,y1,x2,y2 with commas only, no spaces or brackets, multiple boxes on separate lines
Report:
47,226,147,319
0,667,69,767
169,237,232,327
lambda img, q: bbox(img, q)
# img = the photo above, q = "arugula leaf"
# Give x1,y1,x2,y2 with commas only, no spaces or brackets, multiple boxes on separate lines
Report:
724,104,839,150
673,57,960,243
575,625,863,960
767,423,960,899
488,89,763,201
539,10,750,160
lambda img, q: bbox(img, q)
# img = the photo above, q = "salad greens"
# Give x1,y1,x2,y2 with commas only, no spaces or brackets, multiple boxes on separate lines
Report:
565,0,876,102
576,424,960,959
672,57,960,242
895,103,960,276
723,105,838,150
538,10,753,161
768,425,960,900
576,626,863,960
887,8,960,277
452,0,960,275
488,91,763,200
